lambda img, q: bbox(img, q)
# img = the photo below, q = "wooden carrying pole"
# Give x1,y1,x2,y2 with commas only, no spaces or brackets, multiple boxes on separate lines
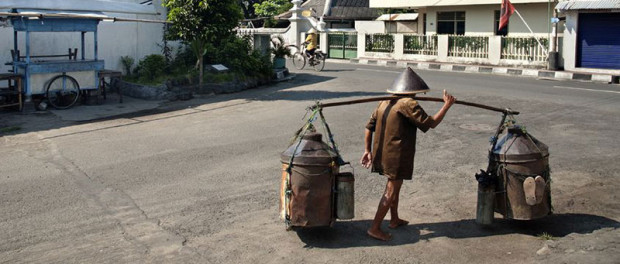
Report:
313,96,519,115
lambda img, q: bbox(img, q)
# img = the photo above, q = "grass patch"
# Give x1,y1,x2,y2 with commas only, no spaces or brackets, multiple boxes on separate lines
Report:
204,72,235,83
0,126,21,134
537,232,555,241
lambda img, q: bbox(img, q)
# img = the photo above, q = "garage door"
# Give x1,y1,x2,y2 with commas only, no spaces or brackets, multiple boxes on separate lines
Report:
577,13,620,69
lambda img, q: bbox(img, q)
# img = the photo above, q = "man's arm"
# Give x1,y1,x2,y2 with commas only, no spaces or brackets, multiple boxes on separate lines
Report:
360,129,373,168
428,90,456,129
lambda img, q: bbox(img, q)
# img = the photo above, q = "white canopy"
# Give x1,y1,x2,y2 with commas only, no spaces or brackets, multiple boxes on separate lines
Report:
0,0,157,15
376,13,419,21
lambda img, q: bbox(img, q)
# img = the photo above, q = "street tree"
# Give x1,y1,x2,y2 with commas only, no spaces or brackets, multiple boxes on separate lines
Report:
163,0,242,86
239,0,262,19
253,0,293,17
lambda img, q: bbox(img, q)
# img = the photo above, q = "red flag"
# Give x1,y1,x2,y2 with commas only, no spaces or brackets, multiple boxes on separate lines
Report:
499,0,515,31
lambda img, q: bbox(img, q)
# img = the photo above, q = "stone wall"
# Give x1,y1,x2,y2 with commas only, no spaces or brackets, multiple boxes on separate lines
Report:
116,76,272,101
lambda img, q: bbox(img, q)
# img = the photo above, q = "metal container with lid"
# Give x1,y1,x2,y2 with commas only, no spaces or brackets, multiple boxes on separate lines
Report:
280,132,339,228
491,125,551,220
335,172,355,220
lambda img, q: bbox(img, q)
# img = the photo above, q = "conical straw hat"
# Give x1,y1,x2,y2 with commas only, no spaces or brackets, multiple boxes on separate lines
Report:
387,67,431,94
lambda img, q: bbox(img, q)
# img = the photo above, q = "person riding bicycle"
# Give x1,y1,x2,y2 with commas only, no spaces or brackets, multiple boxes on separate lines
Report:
304,28,318,60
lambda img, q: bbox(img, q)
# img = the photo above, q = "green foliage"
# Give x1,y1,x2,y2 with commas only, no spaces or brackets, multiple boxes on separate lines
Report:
163,0,242,43
365,34,394,52
253,0,292,17
538,232,555,241
239,0,262,19
120,56,135,76
204,72,235,83
450,36,488,50
190,38,208,65
127,35,272,86
216,35,273,77
263,17,277,28
504,37,549,49
0,126,21,134
135,54,167,82
269,35,291,58
169,45,196,74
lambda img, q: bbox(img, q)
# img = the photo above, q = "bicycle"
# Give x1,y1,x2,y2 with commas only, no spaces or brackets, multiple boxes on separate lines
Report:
46,73,80,109
291,43,326,72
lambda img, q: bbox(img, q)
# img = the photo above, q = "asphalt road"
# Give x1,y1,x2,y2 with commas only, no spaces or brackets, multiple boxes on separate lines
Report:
1,61,619,263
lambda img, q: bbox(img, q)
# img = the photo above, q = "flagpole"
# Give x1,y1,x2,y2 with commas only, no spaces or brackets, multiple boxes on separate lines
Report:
513,8,549,57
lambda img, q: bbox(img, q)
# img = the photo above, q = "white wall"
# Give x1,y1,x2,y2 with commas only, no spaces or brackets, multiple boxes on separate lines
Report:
370,0,414,8
562,11,578,71
0,0,168,74
354,21,385,34
370,0,550,8
425,4,553,36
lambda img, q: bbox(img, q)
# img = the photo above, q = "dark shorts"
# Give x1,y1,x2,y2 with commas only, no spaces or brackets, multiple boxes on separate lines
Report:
373,168,412,180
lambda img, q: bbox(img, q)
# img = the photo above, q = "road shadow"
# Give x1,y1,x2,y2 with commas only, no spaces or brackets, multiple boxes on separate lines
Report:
295,213,619,249
254,90,385,102
314,69,356,73
0,72,349,137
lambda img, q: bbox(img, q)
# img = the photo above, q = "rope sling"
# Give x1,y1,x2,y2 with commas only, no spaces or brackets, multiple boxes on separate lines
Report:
284,103,347,226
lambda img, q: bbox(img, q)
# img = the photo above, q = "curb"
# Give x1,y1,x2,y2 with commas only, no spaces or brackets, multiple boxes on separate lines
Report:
328,58,619,84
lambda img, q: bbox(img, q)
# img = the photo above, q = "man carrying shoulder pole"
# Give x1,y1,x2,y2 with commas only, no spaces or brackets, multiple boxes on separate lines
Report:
360,67,456,241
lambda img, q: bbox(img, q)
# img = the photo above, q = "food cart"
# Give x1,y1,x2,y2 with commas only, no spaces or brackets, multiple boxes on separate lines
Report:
0,1,166,109
8,9,104,108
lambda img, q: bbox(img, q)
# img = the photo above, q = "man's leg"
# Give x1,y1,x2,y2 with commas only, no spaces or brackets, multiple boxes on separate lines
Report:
367,179,403,241
388,180,409,229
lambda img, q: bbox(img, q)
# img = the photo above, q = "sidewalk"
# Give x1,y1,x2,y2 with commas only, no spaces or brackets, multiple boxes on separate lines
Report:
327,58,620,85
48,96,161,122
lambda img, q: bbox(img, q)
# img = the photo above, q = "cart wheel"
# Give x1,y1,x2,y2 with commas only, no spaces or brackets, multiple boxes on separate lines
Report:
46,74,80,109
312,52,326,72
292,52,306,70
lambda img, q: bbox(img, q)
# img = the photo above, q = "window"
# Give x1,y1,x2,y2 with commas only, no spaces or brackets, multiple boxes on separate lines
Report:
437,11,465,35
494,10,508,36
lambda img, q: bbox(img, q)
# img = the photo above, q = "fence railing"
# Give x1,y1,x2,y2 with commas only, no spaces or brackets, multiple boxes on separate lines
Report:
365,34,394,53
501,37,549,61
328,32,358,59
448,35,489,58
404,35,438,55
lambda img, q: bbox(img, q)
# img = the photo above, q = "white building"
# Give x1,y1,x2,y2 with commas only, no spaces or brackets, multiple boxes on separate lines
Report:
556,0,620,73
370,0,556,37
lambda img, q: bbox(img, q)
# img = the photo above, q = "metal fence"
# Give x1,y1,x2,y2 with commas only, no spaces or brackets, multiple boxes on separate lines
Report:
448,35,489,58
328,32,358,59
501,37,549,61
403,35,438,55
365,34,394,53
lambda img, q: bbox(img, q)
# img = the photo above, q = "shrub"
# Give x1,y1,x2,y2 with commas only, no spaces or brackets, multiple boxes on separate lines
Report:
169,45,195,74
136,54,166,81
215,36,273,77
120,56,134,76
270,35,291,58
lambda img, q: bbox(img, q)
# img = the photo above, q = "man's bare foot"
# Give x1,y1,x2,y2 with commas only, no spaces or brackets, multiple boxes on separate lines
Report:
388,219,409,229
367,229,392,241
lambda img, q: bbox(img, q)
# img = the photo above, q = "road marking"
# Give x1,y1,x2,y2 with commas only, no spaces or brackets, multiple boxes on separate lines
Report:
356,68,401,74
552,85,620,94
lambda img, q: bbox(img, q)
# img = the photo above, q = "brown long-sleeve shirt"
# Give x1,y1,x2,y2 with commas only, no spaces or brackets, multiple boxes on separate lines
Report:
366,98,433,180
